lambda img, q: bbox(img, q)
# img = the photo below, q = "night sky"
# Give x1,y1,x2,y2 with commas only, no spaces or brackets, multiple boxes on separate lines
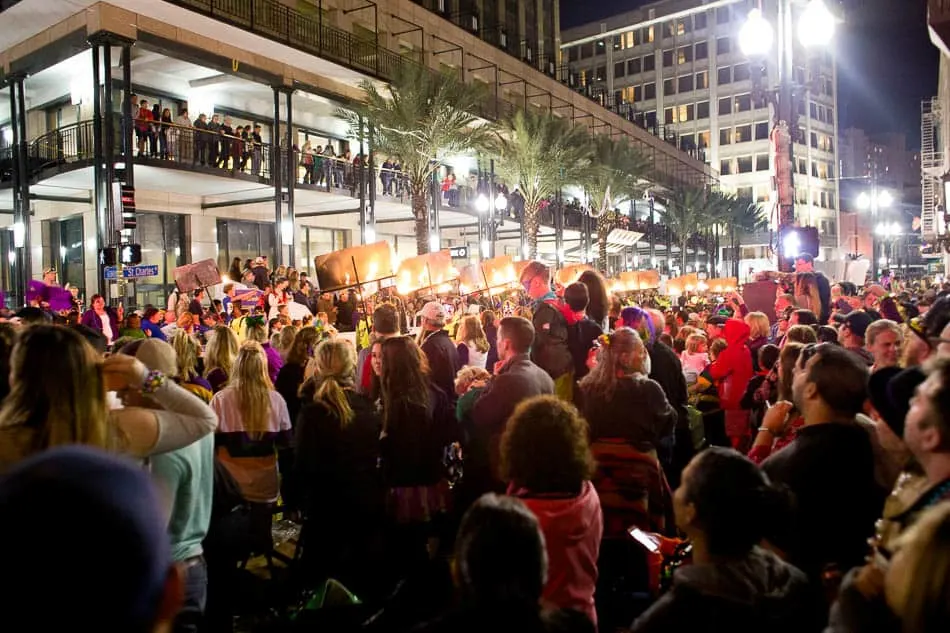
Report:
559,0,938,147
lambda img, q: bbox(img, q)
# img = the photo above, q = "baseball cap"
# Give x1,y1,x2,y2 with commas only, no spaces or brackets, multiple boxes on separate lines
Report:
420,301,446,325
868,367,925,438
842,311,874,338
0,446,172,631
706,315,728,327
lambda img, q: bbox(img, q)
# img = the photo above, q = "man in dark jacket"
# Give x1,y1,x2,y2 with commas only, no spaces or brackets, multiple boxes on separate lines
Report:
465,317,554,499
563,282,603,380
419,301,461,403
520,261,574,400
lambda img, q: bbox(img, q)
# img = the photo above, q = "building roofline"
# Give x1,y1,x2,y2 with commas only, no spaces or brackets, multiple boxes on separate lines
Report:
560,0,743,48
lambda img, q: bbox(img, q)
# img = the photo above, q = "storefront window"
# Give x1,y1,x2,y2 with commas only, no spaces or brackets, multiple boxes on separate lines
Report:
217,219,277,276
130,212,184,308
46,216,85,298
298,226,349,277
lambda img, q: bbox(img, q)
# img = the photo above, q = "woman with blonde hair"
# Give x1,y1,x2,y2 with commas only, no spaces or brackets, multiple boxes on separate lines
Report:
171,329,213,403
277,324,298,361
745,311,771,371
245,317,283,383
295,338,383,590
275,326,320,425
794,272,822,316
211,341,292,505
0,324,216,471
455,314,490,369
204,324,239,393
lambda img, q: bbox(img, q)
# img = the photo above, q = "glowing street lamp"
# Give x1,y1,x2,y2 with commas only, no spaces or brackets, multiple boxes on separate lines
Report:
798,0,836,48
738,8,774,57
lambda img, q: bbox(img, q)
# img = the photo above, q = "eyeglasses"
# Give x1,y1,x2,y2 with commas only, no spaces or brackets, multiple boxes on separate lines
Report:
800,342,831,366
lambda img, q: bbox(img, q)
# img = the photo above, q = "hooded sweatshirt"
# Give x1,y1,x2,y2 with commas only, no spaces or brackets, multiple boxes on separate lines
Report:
632,547,814,633
708,318,754,411
513,481,603,626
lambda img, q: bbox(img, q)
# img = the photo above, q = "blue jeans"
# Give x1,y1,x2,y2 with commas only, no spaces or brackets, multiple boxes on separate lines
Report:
175,556,208,633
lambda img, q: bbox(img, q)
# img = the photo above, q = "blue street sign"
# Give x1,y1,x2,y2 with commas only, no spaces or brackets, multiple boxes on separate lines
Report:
104,264,159,280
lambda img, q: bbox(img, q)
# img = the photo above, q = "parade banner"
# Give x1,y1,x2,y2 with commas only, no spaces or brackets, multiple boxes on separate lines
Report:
395,250,458,294
315,241,396,292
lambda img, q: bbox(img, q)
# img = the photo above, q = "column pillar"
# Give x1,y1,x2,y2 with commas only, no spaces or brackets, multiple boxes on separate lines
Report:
284,88,295,266
358,115,367,244
367,123,377,243
121,43,135,188
272,87,282,267
9,74,32,306
91,43,107,297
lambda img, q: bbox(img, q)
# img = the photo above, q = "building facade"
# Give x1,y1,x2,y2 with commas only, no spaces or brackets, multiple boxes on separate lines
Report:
0,0,711,307
561,0,842,267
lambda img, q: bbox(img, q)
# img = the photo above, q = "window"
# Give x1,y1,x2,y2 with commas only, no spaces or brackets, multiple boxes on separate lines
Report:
634,85,643,101
644,82,656,99
568,47,579,63
678,75,694,93
809,102,818,119
756,155,770,171
737,156,754,173
680,133,695,149
663,22,675,39
695,11,708,30
718,66,731,84
734,93,752,112
720,128,732,145
810,132,818,149
695,41,708,60
695,70,708,89
698,130,710,148
634,29,642,46
613,35,623,51
735,124,752,143
644,25,655,44
677,18,692,35
678,104,695,122
580,43,593,58
737,186,754,200
665,107,674,125
678,45,693,64
719,96,732,115
733,62,750,81
797,158,807,175
664,78,676,96
717,37,731,55
628,58,642,75
717,6,731,24
614,62,626,79
755,121,769,140
720,158,734,175
646,110,657,127
594,66,606,82
697,100,710,119
643,54,655,71
663,49,674,67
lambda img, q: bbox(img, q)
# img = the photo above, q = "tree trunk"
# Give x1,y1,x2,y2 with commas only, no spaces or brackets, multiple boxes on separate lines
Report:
524,200,541,259
597,213,611,273
411,188,429,255
731,229,738,279
681,238,689,273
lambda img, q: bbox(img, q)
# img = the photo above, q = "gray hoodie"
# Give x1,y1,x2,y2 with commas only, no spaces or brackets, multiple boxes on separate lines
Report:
632,547,815,633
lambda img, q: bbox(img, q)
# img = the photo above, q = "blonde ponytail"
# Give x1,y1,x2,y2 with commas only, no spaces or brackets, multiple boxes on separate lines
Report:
314,376,354,426
310,339,357,427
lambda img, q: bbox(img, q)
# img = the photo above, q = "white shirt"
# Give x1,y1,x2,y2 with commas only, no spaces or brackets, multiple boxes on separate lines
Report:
100,312,114,344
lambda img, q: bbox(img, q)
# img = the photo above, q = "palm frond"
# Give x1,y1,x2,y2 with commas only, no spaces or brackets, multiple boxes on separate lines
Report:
584,136,654,216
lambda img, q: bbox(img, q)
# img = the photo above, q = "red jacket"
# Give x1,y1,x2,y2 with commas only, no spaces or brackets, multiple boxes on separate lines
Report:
513,480,603,626
708,318,754,411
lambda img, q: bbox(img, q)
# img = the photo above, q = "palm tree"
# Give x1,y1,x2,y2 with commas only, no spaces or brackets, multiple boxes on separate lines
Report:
584,136,653,272
714,194,768,278
660,187,717,272
339,64,490,254
489,108,592,259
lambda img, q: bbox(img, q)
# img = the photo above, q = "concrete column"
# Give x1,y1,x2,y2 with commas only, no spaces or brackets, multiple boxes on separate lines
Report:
189,215,218,264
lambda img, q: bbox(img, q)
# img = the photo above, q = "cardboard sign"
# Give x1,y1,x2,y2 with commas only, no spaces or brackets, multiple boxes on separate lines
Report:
173,259,221,293
314,241,396,292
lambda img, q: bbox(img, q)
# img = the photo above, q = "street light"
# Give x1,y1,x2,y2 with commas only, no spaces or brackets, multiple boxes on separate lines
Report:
738,8,774,57
798,0,836,48
739,0,837,272
857,190,893,211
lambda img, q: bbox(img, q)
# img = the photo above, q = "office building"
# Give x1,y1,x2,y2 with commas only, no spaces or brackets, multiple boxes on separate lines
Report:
0,0,710,306
561,0,842,268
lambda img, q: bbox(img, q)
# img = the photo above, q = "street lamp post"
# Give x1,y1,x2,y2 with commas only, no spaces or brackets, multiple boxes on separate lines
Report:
739,0,836,272
475,160,507,260
859,188,894,277
874,221,901,275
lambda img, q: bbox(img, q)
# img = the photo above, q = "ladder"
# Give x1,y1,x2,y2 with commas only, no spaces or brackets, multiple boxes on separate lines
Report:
921,98,944,239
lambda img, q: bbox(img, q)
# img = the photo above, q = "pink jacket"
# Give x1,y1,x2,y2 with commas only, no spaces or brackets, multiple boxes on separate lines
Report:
513,480,603,626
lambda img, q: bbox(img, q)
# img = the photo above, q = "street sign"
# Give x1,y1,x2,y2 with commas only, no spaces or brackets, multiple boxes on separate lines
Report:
104,264,159,280
449,246,468,258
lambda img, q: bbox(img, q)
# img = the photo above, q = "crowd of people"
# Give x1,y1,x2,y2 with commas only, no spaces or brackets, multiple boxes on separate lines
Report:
1,251,950,633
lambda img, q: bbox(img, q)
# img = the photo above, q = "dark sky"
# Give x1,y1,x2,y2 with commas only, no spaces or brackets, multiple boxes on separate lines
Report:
560,0,938,146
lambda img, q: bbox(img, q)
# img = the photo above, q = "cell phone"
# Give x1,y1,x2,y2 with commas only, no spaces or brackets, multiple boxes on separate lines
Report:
628,527,661,553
